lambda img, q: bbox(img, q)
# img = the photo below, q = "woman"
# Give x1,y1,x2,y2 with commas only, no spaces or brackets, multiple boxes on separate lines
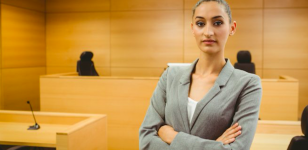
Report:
139,0,262,149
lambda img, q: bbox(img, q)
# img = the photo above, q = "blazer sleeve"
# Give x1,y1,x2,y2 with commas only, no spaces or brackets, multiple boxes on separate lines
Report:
139,68,170,150
169,75,262,150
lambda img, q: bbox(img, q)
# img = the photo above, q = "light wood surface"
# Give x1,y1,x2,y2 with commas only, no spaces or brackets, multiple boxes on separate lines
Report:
111,0,183,10
43,0,308,109
47,67,111,76
110,11,183,68
40,73,158,150
1,4,45,68
264,69,308,119
264,9,308,69
0,110,107,150
0,3,2,109
264,0,308,8
184,0,263,9
46,12,110,68
40,73,299,149
56,115,107,150
184,9,263,70
2,67,45,110
256,69,263,78
1,0,45,12
46,0,110,12
251,120,302,150
260,75,299,120
111,67,165,77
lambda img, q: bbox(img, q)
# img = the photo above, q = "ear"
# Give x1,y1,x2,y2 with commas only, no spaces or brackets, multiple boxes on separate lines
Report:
229,21,237,36
191,22,195,36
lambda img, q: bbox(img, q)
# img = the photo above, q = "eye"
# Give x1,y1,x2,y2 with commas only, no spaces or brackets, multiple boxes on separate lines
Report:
196,21,205,27
213,21,223,26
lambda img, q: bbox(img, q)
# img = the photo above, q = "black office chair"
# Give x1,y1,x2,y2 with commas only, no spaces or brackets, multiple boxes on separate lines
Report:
287,105,308,150
76,51,99,76
234,50,255,74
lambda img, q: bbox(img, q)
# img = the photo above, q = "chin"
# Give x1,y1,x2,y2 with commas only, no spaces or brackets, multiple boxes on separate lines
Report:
199,46,220,54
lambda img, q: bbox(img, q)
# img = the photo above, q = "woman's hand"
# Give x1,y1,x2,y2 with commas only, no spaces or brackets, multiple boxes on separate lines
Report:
158,125,178,144
216,123,242,145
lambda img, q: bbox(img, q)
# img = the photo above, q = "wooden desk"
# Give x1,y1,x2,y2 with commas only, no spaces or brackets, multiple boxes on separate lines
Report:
0,110,107,150
260,76,299,120
251,120,302,150
40,73,299,150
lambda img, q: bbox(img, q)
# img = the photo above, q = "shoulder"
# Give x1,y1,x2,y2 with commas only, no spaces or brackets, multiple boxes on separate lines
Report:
228,69,262,95
232,68,261,83
166,66,189,76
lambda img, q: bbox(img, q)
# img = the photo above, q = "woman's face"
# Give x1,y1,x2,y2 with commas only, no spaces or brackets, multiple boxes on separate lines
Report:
191,1,236,55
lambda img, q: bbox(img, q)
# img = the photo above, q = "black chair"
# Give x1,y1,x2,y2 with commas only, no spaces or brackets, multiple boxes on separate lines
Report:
76,51,99,76
287,105,308,150
234,50,255,74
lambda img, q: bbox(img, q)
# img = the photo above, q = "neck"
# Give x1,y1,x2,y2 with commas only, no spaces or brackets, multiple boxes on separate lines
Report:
194,52,226,76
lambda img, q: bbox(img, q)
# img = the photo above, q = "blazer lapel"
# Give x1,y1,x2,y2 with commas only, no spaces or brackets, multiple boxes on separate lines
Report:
189,59,234,129
189,84,221,129
177,59,199,134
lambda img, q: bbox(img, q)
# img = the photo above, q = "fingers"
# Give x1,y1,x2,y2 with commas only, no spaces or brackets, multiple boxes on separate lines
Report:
225,123,239,133
223,130,241,144
225,125,241,137
222,123,242,145
223,138,235,144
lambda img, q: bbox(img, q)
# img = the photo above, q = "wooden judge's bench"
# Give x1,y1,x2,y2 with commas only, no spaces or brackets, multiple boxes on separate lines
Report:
39,73,299,150
0,110,107,150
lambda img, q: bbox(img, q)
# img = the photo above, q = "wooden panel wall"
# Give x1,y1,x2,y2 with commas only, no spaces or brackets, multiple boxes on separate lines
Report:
263,5,308,118
0,0,46,110
45,0,308,117
0,3,2,109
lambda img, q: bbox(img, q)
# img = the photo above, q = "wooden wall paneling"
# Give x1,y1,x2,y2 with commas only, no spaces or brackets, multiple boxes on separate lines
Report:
111,11,184,68
256,69,263,78
263,69,308,119
46,12,110,68
184,10,199,63
56,116,107,150
184,9,263,69
225,9,263,69
260,78,298,120
2,67,46,111
184,0,263,10
108,125,139,150
0,71,2,109
265,0,308,8
40,76,159,150
111,0,183,11
0,3,2,109
111,67,165,77
46,0,110,13
1,0,45,12
1,4,45,68
264,9,308,69
46,67,111,76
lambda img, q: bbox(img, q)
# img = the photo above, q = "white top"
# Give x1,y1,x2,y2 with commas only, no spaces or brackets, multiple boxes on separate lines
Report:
187,97,198,125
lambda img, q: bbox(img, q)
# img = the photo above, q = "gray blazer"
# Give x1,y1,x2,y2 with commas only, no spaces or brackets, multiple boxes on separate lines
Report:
139,59,262,150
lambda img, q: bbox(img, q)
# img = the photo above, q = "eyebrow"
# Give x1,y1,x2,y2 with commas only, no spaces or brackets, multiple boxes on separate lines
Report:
195,15,224,20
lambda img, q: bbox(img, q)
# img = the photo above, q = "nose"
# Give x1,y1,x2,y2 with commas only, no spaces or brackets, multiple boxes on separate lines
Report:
203,25,214,37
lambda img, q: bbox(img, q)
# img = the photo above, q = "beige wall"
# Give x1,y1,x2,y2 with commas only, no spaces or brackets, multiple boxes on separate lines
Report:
0,0,46,110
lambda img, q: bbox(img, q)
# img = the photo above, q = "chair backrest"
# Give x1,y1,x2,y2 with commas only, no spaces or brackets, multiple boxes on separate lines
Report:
77,51,99,76
302,105,308,137
234,50,256,74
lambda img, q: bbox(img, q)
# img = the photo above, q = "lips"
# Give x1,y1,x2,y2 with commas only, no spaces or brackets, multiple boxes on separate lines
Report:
202,39,217,44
